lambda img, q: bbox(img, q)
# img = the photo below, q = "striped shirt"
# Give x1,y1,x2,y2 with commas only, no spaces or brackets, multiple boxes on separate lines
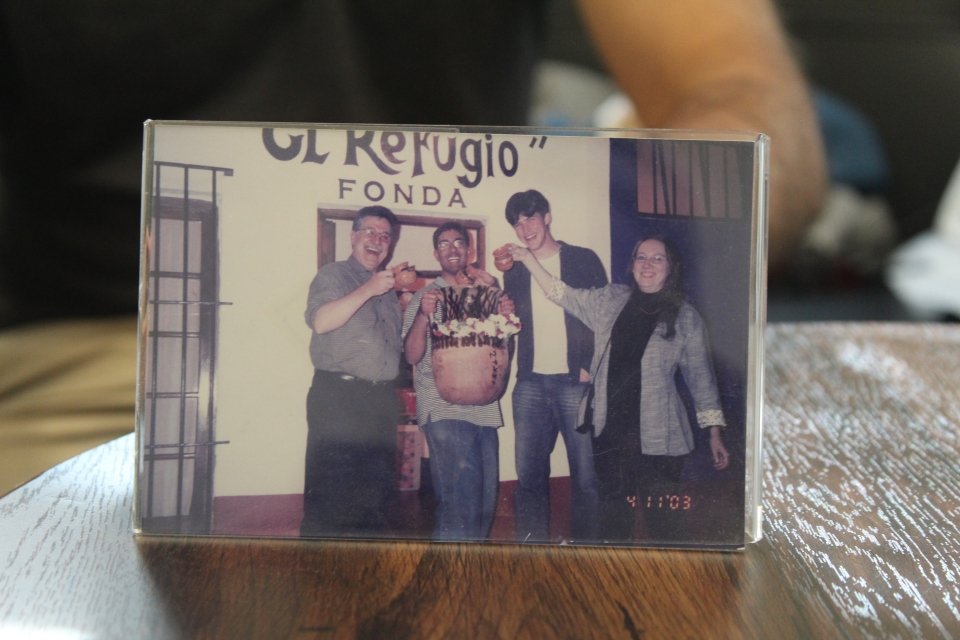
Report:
305,256,402,382
401,277,503,428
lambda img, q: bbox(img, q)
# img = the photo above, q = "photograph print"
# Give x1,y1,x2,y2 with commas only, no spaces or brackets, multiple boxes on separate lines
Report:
136,121,766,549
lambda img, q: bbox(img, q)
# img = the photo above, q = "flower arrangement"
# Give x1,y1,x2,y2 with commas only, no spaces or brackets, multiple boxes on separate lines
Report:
431,285,521,349
432,314,521,349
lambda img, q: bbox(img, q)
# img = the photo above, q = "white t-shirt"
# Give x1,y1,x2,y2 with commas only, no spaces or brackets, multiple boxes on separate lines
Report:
531,251,568,374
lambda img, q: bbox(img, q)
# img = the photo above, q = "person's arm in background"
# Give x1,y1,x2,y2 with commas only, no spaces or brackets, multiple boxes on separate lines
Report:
577,0,828,272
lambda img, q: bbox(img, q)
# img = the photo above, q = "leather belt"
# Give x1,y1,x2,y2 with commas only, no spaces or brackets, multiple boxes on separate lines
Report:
316,370,392,387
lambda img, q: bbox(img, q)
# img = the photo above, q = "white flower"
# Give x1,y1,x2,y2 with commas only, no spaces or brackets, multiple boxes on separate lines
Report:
432,312,521,339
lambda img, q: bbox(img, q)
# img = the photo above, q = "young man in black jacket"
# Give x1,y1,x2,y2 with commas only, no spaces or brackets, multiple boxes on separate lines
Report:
503,189,607,542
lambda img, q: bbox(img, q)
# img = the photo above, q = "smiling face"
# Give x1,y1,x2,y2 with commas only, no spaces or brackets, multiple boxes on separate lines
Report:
631,239,671,293
512,211,553,255
350,215,393,271
434,228,469,278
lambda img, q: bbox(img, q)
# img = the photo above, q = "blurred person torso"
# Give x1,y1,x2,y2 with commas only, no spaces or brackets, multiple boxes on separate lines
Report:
0,0,545,327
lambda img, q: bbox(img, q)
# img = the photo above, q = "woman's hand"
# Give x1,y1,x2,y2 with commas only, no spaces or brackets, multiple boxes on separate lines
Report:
492,244,515,271
505,243,533,265
505,243,555,299
709,426,729,470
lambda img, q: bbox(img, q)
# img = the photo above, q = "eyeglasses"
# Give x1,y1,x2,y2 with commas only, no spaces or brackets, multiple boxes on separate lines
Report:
436,238,467,251
357,227,393,244
634,254,667,266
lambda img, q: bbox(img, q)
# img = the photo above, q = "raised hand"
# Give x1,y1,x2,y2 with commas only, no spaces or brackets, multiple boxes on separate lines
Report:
498,293,516,316
419,288,442,318
364,269,396,297
493,244,515,271
466,264,496,287
505,243,532,265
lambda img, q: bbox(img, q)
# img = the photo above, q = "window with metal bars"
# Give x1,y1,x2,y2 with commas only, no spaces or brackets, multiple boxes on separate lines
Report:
636,139,753,219
140,161,233,534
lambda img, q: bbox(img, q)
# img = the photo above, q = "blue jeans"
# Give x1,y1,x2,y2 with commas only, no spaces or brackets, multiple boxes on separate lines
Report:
513,374,599,542
423,420,499,541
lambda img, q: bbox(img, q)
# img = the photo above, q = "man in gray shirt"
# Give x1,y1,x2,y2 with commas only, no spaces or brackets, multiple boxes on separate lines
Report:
302,205,403,537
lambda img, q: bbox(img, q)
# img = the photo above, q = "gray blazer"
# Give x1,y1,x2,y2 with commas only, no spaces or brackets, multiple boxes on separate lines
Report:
547,280,726,454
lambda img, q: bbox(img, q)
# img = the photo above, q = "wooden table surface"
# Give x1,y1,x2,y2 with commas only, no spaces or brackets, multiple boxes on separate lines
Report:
2,323,959,639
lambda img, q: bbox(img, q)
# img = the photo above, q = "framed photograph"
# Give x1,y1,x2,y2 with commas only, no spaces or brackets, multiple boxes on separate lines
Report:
135,121,767,549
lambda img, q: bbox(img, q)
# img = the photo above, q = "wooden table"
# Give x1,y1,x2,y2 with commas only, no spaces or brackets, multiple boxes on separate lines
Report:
2,323,959,638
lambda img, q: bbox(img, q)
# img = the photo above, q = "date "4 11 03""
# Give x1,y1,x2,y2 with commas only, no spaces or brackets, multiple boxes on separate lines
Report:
626,494,693,510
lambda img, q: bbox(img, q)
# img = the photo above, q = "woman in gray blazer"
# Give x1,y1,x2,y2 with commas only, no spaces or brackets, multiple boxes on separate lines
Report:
507,235,730,542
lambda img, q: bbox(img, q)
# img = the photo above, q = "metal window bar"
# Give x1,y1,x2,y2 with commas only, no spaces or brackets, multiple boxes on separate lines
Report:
176,167,190,522
721,144,731,218
698,143,713,218
687,141,695,217
652,141,659,215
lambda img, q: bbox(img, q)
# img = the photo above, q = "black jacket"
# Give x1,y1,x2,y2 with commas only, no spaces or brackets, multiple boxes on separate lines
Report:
504,242,607,381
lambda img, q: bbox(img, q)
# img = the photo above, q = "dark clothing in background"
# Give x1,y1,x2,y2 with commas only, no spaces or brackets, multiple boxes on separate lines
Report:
0,1,545,327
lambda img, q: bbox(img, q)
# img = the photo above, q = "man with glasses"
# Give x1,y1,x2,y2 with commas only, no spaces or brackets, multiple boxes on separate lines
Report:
503,189,608,543
402,221,514,540
302,205,403,537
